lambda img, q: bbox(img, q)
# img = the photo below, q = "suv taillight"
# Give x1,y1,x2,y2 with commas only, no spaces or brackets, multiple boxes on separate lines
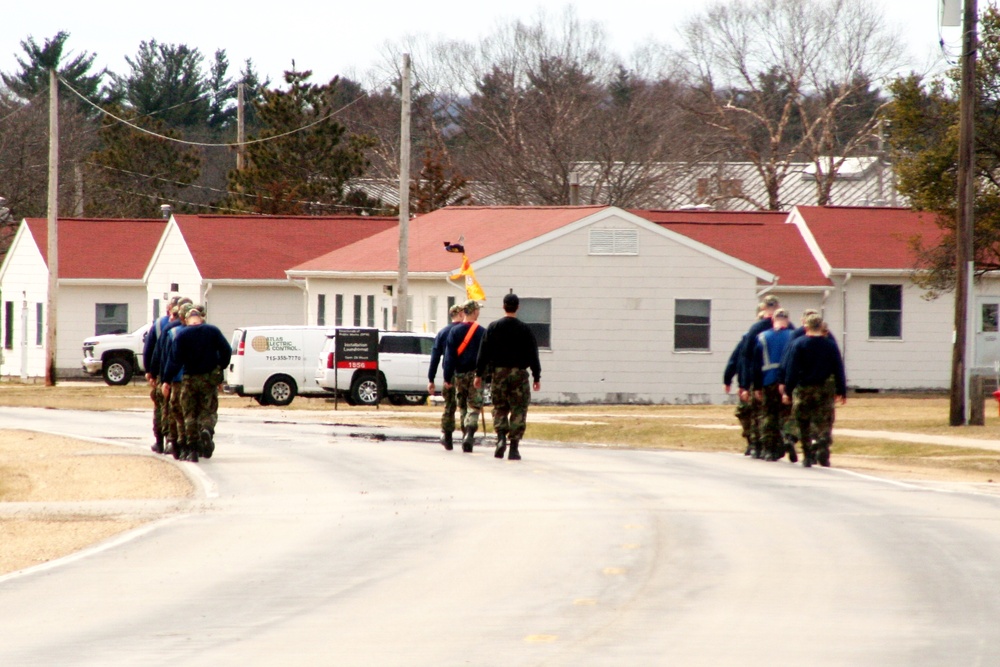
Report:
326,352,334,369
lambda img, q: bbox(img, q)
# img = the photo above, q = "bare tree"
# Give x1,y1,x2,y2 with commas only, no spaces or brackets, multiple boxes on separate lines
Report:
679,0,902,210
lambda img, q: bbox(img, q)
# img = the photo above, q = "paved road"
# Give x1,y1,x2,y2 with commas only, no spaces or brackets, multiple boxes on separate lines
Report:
2,407,1000,666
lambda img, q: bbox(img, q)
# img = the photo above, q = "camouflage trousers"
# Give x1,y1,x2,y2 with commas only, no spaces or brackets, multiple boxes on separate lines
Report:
165,380,185,446
151,380,166,439
735,398,754,445
792,378,837,461
491,367,531,441
439,383,460,433
180,373,219,448
761,384,796,457
452,371,483,432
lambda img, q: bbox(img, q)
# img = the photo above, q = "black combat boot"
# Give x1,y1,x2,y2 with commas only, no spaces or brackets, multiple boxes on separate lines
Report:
785,438,798,464
802,444,815,467
817,446,830,467
172,441,184,460
494,433,508,459
441,431,453,450
462,427,476,453
508,439,521,460
151,433,164,454
200,429,215,459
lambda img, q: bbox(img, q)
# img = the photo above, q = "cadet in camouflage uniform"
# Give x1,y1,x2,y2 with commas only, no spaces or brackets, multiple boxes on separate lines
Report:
475,293,541,461
724,328,755,456
753,309,798,462
443,300,485,453
162,305,232,462
158,301,194,458
738,296,780,458
782,313,847,467
145,297,192,454
428,304,464,450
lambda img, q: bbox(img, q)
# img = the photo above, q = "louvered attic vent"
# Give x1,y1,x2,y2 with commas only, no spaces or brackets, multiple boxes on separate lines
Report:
589,228,638,255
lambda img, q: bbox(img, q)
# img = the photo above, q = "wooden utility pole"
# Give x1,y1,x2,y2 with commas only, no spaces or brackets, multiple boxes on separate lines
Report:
45,69,59,386
950,0,978,425
396,54,411,331
236,82,246,171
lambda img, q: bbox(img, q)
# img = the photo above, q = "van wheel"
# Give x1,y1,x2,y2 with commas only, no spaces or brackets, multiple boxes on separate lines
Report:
350,373,381,405
103,356,133,385
263,375,297,407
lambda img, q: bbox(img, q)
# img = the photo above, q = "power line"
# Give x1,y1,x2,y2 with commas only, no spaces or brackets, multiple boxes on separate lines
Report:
57,74,393,148
85,161,394,213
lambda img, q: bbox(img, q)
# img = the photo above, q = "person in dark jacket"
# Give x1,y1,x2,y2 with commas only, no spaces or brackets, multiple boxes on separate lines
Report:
725,330,755,456
428,304,464,450
143,296,178,453
782,313,847,467
443,300,486,452
162,306,231,462
475,293,541,461
738,296,779,457
752,309,797,462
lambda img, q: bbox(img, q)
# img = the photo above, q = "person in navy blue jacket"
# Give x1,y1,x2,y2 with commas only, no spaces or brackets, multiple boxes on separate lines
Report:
443,300,486,452
428,304,464,450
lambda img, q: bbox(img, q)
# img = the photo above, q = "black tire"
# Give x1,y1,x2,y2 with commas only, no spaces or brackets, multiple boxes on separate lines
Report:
350,373,381,406
262,375,297,407
399,393,428,406
102,356,133,385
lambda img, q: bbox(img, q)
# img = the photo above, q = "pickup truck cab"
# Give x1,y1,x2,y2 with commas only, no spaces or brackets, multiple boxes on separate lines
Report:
82,323,149,385
315,330,439,405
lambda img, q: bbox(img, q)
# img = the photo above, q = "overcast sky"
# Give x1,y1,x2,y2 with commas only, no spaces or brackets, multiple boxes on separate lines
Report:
3,0,959,87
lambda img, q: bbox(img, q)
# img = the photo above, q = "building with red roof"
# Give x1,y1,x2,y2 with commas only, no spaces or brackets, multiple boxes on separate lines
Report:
0,218,166,378
288,206,774,403
145,214,397,346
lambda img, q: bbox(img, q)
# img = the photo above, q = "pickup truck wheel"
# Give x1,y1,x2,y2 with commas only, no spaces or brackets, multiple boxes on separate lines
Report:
398,393,428,406
350,373,381,405
102,356,133,385
262,375,297,407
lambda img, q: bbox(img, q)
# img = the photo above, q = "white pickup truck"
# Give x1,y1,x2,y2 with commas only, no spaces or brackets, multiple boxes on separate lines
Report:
81,323,150,385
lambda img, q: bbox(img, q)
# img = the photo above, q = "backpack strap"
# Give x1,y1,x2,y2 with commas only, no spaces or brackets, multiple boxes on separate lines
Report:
457,322,480,357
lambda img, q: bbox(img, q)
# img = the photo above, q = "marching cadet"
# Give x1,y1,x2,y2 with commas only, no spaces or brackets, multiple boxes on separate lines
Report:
147,297,192,455
442,300,486,453
725,307,765,457
752,309,797,462
475,293,541,461
428,304,465,450
143,296,179,453
782,313,847,467
161,305,231,462
738,295,780,458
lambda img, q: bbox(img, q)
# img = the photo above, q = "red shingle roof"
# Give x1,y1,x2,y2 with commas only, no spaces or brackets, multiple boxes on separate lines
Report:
634,210,830,287
793,206,946,270
173,215,398,279
291,206,605,273
24,218,166,279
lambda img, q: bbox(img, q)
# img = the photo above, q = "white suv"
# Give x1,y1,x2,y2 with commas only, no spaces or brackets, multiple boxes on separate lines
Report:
315,330,439,405
82,323,150,385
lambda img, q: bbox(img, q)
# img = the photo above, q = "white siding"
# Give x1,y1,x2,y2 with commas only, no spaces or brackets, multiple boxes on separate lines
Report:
144,224,202,319
205,285,306,341
58,285,148,374
0,229,48,378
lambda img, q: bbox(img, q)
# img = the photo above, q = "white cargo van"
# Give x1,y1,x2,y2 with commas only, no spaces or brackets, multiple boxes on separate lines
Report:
226,326,334,405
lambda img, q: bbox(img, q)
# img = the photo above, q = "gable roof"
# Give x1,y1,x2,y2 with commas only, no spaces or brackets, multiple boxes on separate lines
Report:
791,206,946,273
290,206,606,274
24,218,166,279
171,215,397,280
635,210,830,287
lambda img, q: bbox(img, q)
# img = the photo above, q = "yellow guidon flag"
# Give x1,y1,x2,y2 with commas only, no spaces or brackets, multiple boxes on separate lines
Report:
449,254,486,302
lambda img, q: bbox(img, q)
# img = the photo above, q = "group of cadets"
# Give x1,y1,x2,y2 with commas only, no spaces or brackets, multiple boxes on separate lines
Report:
142,296,232,463
428,294,541,460
725,296,847,468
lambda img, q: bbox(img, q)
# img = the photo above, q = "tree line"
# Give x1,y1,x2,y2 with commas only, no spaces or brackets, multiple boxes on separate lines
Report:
0,0,962,264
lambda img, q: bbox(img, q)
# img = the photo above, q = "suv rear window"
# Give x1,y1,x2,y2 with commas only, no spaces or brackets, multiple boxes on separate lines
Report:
380,336,422,354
